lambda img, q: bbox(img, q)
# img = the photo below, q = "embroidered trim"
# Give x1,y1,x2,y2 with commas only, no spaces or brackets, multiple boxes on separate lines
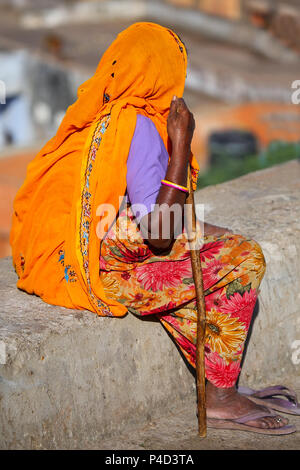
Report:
58,249,77,283
191,167,199,191
20,254,25,272
58,249,65,265
79,115,113,315
103,93,110,103
64,265,77,283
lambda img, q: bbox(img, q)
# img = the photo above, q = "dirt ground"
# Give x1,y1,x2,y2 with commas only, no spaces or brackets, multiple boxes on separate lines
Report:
91,396,300,450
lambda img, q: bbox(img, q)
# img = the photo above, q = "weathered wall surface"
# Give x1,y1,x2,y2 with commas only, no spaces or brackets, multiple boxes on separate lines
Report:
0,160,299,449
0,258,196,449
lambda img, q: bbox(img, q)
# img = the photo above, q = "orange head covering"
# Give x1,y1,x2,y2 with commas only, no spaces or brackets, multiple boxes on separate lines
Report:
10,22,199,316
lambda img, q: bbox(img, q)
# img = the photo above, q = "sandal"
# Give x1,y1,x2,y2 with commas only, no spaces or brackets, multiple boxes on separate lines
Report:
207,408,296,435
238,385,300,416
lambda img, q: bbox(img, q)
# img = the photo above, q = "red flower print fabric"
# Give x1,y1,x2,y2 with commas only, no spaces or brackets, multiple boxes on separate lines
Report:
100,205,266,388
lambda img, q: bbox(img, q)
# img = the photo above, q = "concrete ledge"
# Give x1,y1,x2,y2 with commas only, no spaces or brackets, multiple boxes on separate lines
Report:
0,261,196,449
1,160,300,449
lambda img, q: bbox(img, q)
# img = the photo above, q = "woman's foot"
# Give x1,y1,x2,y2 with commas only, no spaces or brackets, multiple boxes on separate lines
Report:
206,382,289,429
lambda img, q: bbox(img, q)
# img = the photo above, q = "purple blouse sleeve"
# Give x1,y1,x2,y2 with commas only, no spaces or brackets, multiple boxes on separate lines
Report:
126,114,169,223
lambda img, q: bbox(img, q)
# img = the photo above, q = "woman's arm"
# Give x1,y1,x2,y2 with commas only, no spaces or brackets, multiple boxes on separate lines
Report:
139,97,233,251
139,96,194,251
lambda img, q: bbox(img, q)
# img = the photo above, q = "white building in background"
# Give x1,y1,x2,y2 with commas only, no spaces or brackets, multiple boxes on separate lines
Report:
0,51,34,148
0,47,81,150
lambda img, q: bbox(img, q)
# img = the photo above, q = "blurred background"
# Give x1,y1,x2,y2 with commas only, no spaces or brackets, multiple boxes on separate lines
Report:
0,0,300,257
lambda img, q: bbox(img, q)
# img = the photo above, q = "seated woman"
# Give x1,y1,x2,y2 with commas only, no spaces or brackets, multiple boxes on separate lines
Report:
10,22,297,435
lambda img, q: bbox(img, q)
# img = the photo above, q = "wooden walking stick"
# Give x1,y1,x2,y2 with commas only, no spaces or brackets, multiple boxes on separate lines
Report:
186,165,207,437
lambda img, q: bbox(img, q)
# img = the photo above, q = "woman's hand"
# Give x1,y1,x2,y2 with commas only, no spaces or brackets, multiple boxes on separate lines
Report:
167,96,195,158
140,96,195,252
142,96,232,251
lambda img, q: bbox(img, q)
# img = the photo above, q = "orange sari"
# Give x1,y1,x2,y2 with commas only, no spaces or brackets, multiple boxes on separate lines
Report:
10,22,199,316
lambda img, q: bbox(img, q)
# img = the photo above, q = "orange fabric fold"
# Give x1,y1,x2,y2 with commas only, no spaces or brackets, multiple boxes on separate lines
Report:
10,22,199,316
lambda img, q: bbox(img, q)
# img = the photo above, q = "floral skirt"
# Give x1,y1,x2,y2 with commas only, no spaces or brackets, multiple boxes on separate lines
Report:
100,208,266,388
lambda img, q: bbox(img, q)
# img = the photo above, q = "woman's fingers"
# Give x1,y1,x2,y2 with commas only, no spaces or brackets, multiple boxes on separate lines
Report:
169,96,179,117
176,98,188,114
167,96,195,150
170,96,188,114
